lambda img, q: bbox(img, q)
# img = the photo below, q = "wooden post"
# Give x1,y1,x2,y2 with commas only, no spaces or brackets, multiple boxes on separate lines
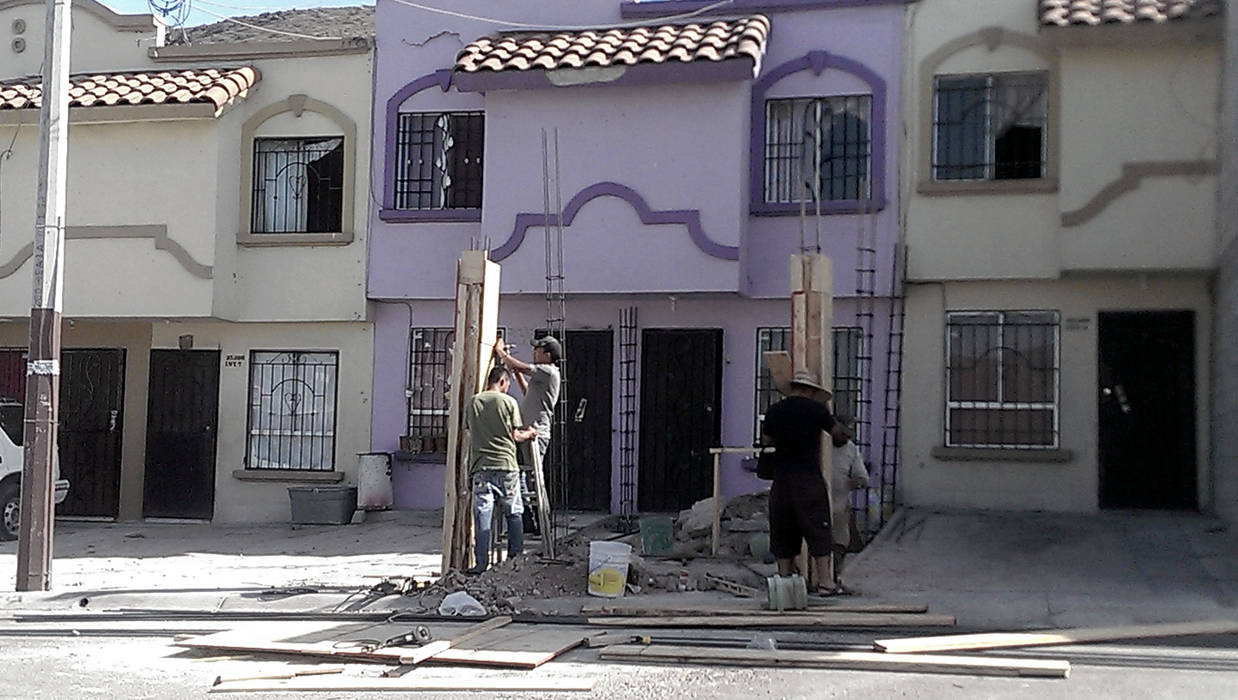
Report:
440,251,500,574
710,452,722,556
528,441,554,558
789,254,834,588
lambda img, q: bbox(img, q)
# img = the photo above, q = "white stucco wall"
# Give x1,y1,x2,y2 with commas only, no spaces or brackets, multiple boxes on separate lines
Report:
1211,1,1238,522
0,120,220,317
152,320,374,523
214,51,374,323
900,277,1212,512
902,0,1219,282
1,0,157,77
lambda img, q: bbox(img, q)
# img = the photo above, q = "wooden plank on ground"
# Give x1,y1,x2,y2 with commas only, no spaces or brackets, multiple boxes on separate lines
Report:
874,619,1238,654
176,622,430,664
210,675,599,693
587,613,954,628
176,618,516,667
428,625,587,669
600,645,1069,679
579,603,929,616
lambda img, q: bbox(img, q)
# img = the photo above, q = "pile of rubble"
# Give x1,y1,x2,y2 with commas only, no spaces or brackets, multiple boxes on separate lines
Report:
404,492,777,614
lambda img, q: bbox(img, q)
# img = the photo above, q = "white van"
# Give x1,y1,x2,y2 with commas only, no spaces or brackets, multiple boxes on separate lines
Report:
0,400,70,540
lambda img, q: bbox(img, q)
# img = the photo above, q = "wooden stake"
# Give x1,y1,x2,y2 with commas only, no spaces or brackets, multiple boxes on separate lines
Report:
528,442,554,558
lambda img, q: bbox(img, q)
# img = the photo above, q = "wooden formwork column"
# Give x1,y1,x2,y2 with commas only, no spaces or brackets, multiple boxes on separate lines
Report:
790,254,835,588
441,251,501,574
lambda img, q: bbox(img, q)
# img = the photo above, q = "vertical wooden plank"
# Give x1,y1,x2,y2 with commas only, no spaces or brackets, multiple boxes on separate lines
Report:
441,251,501,573
788,254,835,588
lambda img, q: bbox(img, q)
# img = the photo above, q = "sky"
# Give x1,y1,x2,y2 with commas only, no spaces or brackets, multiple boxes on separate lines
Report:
100,0,373,29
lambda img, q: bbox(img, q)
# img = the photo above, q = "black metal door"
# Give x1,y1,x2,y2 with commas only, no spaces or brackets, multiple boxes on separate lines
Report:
1098,311,1196,510
638,328,722,512
546,330,613,511
144,350,220,519
58,349,126,518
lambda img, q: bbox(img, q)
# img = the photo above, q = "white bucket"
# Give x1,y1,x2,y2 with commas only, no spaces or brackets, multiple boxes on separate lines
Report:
587,540,632,598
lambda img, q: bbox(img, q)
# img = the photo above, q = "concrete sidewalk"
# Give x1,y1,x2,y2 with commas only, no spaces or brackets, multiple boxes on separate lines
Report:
845,508,1238,630
0,510,444,606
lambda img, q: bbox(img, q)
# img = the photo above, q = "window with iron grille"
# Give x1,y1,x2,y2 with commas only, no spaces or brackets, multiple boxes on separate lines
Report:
394,112,484,210
406,326,507,455
755,327,865,439
246,351,339,470
933,72,1047,181
251,137,345,233
764,96,871,204
945,311,1060,448
407,328,453,455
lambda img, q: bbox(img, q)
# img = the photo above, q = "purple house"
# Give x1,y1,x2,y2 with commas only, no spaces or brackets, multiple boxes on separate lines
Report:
369,0,908,529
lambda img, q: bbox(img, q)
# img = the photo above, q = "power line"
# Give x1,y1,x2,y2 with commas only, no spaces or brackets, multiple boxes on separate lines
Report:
190,4,345,40
389,0,736,31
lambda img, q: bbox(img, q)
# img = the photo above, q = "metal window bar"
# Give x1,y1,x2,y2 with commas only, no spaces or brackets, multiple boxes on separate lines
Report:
754,327,865,439
251,137,344,233
406,328,454,454
932,72,1048,181
944,311,1060,448
394,112,484,210
764,95,872,204
617,306,639,531
246,351,339,471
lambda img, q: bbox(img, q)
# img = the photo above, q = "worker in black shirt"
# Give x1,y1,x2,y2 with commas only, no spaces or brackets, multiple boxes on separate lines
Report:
760,370,842,595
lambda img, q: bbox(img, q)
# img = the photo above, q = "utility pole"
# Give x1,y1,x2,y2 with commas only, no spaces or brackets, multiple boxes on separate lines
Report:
16,0,72,592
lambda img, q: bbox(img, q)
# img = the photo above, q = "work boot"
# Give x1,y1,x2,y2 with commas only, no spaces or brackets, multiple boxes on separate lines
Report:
506,514,524,557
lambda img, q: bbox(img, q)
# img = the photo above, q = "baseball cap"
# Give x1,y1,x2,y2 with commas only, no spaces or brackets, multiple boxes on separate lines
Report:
532,335,562,362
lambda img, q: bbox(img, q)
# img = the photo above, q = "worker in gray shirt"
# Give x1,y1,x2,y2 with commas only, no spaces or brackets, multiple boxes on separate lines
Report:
494,335,562,464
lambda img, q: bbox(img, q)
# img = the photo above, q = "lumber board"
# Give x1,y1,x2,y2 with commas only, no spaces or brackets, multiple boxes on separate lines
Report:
177,618,517,667
599,645,1069,679
874,619,1238,654
529,442,555,558
210,675,598,693
579,603,930,616
428,625,586,668
587,613,955,628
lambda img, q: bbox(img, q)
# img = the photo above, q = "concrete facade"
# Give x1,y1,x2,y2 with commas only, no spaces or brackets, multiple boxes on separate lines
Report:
0,1,374,523
1212,0,1238,522
369,0,908,522
899,0,1221,513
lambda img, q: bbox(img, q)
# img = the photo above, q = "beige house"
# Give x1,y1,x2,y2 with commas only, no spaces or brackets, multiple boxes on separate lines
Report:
0,1,375,523
899,0,1222,512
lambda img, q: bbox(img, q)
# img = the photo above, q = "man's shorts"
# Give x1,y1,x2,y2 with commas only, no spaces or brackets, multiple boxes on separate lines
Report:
768,469,832,559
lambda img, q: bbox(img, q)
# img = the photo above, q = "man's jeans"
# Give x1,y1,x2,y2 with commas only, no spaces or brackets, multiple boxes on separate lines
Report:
472,469,524,570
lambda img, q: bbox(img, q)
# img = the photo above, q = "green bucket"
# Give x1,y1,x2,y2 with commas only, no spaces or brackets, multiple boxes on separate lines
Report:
639,515,673,555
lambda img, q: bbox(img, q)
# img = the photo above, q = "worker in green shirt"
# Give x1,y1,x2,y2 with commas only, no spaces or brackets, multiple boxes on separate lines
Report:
465,366,537,574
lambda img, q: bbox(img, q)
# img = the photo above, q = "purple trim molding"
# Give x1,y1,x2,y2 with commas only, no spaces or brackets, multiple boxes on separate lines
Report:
382,69,454,214
621,0,916,19
453,58,757,93
379,208,481,223
490,181,739,262
748,50,888,217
